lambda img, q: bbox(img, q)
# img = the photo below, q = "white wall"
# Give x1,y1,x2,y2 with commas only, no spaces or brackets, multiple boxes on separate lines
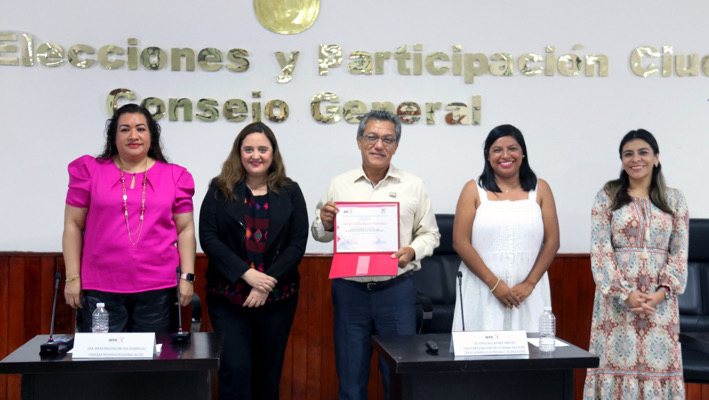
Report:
2,0,708,253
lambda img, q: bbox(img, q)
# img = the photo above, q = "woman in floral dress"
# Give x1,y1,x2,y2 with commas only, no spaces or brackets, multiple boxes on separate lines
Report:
584,129,689,399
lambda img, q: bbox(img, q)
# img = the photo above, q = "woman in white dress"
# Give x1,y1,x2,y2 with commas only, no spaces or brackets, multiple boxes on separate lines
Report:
452,124,560,332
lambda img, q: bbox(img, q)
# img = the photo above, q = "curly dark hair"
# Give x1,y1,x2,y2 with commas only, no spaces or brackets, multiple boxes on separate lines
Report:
98,103,168,163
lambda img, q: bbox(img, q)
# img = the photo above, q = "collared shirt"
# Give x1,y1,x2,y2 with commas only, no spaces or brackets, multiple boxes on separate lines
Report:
311,164,440,282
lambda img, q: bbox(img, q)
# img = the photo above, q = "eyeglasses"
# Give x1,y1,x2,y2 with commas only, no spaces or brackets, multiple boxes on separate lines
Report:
360,134,397,146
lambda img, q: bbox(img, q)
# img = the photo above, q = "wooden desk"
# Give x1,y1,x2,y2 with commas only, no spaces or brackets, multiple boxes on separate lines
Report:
0,332,223,400
373,333,598,400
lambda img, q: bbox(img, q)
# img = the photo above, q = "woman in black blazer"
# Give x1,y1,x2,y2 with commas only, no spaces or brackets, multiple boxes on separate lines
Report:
199,122,308,400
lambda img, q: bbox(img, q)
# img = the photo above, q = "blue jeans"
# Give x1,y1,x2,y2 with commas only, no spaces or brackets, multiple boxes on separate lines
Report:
332,277,417,400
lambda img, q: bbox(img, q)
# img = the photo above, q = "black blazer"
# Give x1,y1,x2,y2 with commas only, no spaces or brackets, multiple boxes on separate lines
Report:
199,179,308,286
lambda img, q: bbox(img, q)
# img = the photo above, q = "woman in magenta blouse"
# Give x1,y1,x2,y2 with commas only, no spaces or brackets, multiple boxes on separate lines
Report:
199,122,308,399
62,103,196,333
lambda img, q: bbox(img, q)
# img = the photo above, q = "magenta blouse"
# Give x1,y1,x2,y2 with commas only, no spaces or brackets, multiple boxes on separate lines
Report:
66,155,195,293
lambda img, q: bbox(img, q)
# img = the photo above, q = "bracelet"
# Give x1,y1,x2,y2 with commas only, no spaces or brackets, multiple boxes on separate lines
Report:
524,279,536,289
490,277,501,293
65,275,80,283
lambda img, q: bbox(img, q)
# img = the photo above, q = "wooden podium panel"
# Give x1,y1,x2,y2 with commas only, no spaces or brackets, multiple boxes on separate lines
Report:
0,333,223,400
373,333,599,400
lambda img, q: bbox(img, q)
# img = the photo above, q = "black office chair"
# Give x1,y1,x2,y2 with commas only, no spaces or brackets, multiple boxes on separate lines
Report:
679,218,709,383
413,214,461,333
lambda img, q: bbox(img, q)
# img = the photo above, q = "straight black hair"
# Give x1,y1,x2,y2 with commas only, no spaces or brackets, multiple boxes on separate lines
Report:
478,124,537,192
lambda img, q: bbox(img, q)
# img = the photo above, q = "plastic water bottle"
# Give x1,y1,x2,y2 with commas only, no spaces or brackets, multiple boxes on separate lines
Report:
92,302,109,333
539,306,556,352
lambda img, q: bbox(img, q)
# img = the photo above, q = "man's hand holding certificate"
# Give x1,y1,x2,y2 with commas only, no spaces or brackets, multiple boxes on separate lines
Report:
329,202,400,278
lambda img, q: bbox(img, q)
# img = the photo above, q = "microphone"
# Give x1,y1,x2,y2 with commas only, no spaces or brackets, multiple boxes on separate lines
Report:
39,272,73,355
457,271,465,332
171,266,191,344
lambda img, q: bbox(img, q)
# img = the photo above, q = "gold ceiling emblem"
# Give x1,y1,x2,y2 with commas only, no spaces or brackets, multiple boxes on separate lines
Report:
254,0,320,35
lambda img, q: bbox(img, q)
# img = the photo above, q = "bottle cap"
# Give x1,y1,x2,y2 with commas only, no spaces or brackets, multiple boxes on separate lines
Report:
97,302,105,308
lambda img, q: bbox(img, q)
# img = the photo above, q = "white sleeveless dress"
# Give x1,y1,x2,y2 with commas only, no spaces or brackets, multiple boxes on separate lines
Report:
452,184,550,332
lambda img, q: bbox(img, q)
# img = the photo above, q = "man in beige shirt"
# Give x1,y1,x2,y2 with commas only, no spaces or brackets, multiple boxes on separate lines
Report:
312,110,440,400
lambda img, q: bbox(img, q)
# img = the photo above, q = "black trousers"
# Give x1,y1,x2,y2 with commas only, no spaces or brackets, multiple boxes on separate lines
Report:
78,288,174,333
207,292,298,400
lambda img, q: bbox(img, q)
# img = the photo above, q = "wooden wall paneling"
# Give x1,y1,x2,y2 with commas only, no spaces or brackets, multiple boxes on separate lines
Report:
7,256,26,363
548,255,595,400
54,257,76,334
23,256,40,344
368,354,384,400
285,257,313,399
685,383,709,400
562,256,595,348
6,255,29,400
292,257,316,399
317,260,338,400
39,256,55,335
0,256,9,400
310,257,337,399
280,256,338,399
548,256,567,333
566,257,596,400
548,255,592,347
2,252,709,400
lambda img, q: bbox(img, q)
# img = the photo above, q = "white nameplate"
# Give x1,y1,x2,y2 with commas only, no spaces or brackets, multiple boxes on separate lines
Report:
72,332,156,359
451,330,529,356
527,337,569,347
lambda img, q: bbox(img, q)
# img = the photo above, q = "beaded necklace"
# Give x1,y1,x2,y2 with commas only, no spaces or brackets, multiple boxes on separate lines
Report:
119,159,148,246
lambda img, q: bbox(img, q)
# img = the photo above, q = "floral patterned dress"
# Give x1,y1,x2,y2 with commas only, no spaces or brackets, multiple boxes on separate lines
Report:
584,188,689,400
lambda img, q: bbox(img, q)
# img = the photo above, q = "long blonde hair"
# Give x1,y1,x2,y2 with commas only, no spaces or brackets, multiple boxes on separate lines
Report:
215,122,290,201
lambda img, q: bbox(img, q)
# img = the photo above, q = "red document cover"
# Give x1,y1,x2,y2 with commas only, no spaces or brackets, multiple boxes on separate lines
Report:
329,202,400,279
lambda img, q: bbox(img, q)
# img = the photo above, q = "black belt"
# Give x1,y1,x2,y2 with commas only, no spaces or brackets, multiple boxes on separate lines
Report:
350,270,414,291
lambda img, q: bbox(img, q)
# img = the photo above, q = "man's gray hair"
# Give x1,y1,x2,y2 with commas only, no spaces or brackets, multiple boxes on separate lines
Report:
356,110,402,142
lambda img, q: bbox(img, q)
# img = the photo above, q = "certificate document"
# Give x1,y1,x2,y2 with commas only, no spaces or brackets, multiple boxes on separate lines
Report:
329,202,400,279
334,202,399,253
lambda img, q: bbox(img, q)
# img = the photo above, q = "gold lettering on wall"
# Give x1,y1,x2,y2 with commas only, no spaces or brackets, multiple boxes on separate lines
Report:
197,99,220,122
105,88,290,123
0,33,20,66
0,33,251,73
8,30,709,130
275,51,299,83
317,44,610,83
310,93,482,126
318,44,342,76
629,45,709,77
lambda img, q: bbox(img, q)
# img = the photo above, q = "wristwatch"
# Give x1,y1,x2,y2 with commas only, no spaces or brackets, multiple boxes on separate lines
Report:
180,273,195,283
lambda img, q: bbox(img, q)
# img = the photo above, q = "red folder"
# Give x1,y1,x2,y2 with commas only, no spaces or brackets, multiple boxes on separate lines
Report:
329,202,400,279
